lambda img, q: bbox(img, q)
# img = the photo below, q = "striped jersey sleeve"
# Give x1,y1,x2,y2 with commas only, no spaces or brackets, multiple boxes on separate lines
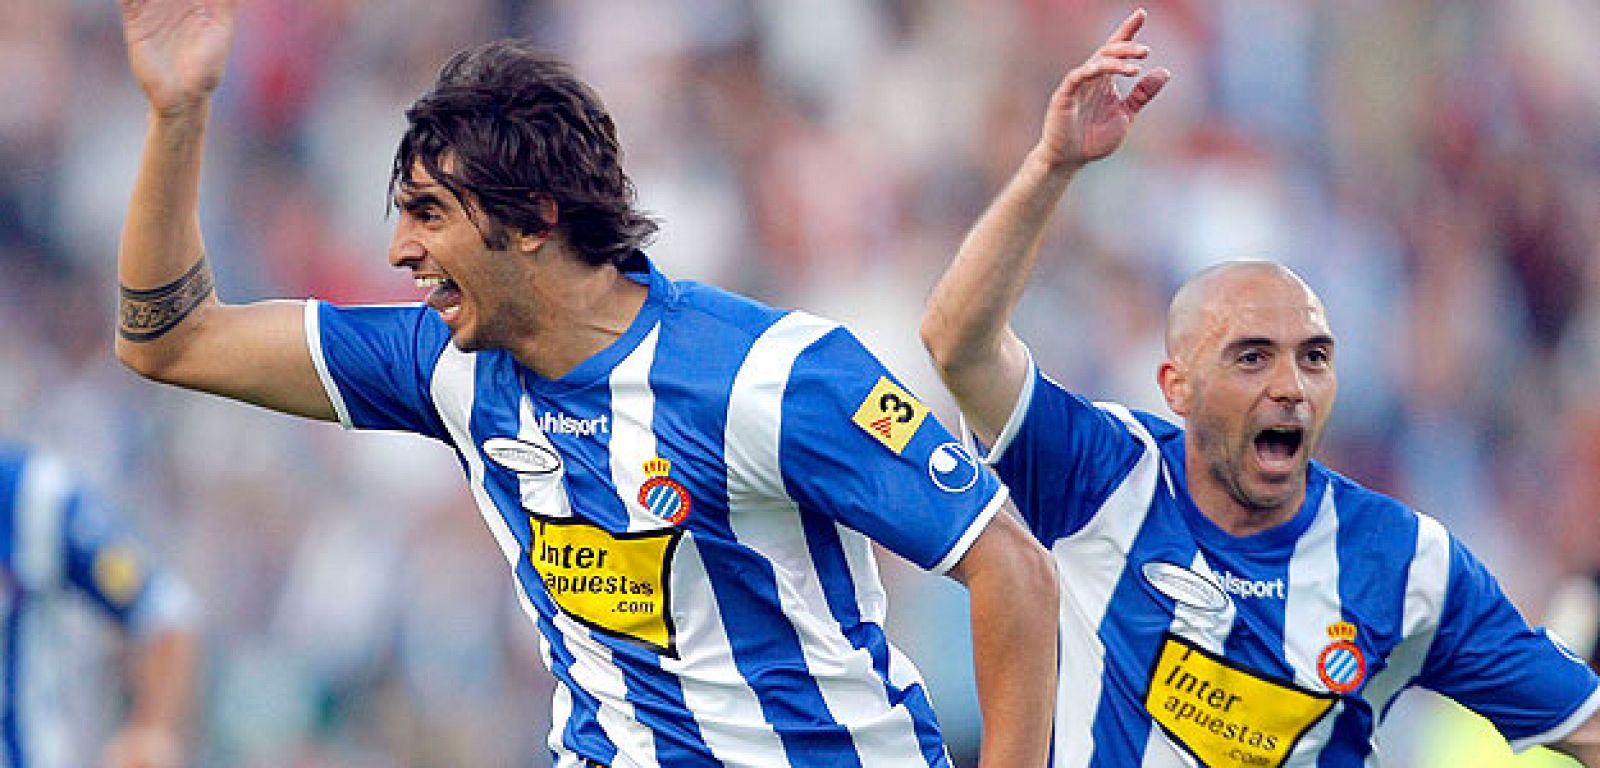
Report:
306,300,453,439
776,327,1005,573
1419,532,1600,749
987,358,1144,542
61,484,195,635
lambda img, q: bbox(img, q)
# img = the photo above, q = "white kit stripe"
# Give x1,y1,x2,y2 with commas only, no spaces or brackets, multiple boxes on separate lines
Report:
724,311,924,765
1280,485,1344,763
1052,402,1164,768
608,325,664,533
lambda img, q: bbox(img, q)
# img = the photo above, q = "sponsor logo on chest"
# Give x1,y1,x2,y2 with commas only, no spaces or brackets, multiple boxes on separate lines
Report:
1217,570,1286,600
539,411,610,437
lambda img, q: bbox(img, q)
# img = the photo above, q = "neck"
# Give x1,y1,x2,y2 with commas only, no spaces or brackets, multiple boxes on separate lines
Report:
510,260,649,380
1183,446,1304,538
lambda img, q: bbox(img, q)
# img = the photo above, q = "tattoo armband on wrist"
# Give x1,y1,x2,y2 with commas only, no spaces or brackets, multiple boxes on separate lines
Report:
119,260,215,341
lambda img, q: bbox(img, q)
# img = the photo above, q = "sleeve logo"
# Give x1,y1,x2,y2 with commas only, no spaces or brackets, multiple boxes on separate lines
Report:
851,377,929,455
928,442,980,492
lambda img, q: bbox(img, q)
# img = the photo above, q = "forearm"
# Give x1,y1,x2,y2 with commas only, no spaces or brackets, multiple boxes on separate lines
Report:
103,627,198,768
923,150,1076,373
965,536,1059,767
1554,711,1600,766
920,151,1078,439
126,628,197,733
117,106,220,371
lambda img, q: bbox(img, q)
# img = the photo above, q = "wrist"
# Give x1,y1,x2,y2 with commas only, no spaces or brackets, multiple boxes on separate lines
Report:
1023,145,1086,181
147,96,214,123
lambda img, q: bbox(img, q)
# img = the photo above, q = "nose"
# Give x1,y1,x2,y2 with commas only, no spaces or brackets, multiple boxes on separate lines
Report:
1266,356,1306,404
389,223,424,269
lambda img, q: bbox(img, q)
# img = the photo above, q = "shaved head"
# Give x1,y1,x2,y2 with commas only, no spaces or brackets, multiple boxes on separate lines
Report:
1156,259,1337,529
1165,261,1324,363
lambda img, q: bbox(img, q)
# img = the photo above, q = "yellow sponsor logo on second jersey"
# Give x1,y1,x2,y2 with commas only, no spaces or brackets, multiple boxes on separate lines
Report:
1146,633,1337,767
851,376,929,455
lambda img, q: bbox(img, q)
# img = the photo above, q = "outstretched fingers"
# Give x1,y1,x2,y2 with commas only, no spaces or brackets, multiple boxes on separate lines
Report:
1104,7,1149,46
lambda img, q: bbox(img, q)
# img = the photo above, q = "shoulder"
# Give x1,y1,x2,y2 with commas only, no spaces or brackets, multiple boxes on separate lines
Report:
665,280,796,341
1319,465,1416,524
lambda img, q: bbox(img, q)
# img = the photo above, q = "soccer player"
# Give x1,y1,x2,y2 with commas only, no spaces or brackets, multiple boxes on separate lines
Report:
0,441,198,768
113,1,1058,766
920,9,1600,767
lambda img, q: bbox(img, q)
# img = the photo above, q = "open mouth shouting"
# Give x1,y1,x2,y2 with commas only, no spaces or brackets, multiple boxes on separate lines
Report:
1253,424,1305,477
417,275,462,322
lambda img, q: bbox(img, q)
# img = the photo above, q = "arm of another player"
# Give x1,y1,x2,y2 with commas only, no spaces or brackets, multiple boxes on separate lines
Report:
100,626,199,768
920,9,1168,446
1553,712,1600,766
115,0,336,421
947,503,1059,768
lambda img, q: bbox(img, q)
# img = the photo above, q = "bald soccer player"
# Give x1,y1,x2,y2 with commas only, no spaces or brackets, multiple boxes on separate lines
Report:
920,9,1600,767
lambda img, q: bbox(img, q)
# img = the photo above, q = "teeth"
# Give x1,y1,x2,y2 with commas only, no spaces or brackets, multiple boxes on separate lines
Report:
415,276,446,288
441,305,461,320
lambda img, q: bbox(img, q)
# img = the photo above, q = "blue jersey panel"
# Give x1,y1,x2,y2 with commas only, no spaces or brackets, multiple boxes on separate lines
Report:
316,302,451,440
1420,535,1600,741
779,329,1002,572
993,369,1143,543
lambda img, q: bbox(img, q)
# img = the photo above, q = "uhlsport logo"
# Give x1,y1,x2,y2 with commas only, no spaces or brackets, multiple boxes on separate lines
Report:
1316,622,1366,694
539,410,609,436
638,457,691,525
928,442,979,492
1217,570,1286,600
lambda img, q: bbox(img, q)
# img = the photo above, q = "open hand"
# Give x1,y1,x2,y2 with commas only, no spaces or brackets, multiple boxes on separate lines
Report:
1036,8,1170,170
118,0,235,117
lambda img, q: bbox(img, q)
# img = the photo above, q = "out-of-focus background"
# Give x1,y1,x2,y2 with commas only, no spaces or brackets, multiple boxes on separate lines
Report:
4,0,1598,765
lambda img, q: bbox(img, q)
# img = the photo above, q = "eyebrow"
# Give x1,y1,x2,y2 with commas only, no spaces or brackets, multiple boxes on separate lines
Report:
1222,334,1336,353
396,189,445,210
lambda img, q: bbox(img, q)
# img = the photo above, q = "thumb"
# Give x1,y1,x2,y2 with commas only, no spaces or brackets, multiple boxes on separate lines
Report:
1125,67,1171,115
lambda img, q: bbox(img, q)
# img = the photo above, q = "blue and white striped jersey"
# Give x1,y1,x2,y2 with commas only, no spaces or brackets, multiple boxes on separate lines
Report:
985,360,1600,768
307,257,1007,767
0,442,195,768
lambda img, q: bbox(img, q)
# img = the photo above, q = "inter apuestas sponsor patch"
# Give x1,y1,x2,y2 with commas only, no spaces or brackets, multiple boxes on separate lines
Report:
484,437,562,475
529,512,683,656
1146,633,1336,768
851,376,928,455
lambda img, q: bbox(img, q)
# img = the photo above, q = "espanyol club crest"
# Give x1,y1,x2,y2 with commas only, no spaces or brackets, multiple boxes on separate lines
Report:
1317,621,1367,694
638,457,691,525
928,442,980,493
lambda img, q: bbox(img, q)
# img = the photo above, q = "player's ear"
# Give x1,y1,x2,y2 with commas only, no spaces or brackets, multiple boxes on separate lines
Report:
1158,358,1192,416
515,196,560,254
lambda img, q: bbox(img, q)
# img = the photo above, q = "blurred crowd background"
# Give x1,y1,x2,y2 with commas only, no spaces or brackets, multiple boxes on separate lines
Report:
3,0,1598,765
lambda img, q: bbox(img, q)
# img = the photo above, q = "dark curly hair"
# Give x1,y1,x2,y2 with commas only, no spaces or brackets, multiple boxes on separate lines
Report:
390,40,658,266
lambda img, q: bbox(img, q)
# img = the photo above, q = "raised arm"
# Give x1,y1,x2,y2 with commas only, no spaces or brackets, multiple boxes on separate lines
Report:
920,9,1168,445
116,0,335,420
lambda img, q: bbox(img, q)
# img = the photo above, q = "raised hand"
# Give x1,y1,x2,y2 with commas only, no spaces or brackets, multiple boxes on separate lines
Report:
1036,8,1170,170
118,0,235,117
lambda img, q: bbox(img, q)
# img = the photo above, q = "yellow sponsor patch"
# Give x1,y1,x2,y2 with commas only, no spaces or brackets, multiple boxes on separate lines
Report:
91,545,144,607
1146,633,1336,767
529,513,683,656
851,377,929,455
